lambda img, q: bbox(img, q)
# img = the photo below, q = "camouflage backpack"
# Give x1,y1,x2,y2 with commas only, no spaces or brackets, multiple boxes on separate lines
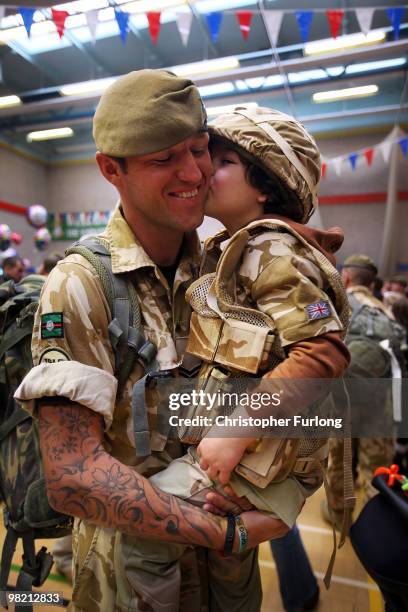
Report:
346,292,406,422
0,240,158,604
0,274,72,602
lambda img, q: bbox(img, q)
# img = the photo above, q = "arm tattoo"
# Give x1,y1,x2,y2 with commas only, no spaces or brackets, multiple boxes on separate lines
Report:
39,402,225,549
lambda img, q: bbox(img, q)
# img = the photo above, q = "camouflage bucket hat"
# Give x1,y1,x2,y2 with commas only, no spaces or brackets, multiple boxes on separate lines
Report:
209,105,321,223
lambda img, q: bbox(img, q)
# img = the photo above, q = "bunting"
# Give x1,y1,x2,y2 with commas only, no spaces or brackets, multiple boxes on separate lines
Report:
387,7,404,40
364,148,374,166
206,12,223,42
114,8,129,44
176,11,193,46
326,9,344,39
400,137,408,157
85,9,99,43
321,133,407,179
355,8,375,36
1,5,407,48
262,10,284,47
146,11,161,45
51,8,69,39
348,152,358,170
19,7,35,37
236,10,252,40
380,140,393,163
295,11,313,44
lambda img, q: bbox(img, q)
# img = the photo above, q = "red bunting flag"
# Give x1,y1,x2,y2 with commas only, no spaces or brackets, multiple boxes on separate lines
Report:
146,11,161,44
51,8,69,39
236,11,252,40
326,10,344,39
321,162,327,179
364,148,374,166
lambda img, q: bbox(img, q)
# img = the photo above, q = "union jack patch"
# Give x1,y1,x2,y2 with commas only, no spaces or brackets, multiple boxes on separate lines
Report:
305,301,331,321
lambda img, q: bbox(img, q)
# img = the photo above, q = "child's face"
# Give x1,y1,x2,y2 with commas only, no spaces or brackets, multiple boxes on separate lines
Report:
205,143,265,233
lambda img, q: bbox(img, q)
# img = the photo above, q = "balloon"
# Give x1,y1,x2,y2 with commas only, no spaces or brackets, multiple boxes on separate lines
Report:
27,204,48,228
11,232,22,245
0,224,11,251
34,227,51,251
0,247,17,261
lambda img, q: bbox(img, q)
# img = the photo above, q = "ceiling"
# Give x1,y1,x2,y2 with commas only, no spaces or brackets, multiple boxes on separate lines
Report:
0,0,407,163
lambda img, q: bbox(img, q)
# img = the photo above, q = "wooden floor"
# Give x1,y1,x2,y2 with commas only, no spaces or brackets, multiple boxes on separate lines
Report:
1,487,383,611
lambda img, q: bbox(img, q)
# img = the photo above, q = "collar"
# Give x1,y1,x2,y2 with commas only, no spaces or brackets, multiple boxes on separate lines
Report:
346,285,372,296
101,203,201,276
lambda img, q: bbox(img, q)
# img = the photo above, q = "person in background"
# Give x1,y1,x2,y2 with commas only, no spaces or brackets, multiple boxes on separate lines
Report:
391,297,408,476
322,254,398,528
0,255,25,283
39,252,63,276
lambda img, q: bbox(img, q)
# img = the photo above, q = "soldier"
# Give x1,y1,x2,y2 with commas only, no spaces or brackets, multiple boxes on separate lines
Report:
15,71,288,612
124,105,351,608
0,255,25,283
322,254,397,529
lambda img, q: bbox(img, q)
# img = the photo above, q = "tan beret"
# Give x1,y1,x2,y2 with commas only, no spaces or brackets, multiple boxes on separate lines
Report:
343,254,378,275
93,69,207,157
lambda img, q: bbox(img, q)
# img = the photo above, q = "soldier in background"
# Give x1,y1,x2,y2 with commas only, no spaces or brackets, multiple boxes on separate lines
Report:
0,255,25,283
322,254,397,528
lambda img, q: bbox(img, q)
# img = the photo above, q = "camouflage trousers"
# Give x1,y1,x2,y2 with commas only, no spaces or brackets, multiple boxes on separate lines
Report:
327,437,395,511
68,444,262,612
118,447,263,612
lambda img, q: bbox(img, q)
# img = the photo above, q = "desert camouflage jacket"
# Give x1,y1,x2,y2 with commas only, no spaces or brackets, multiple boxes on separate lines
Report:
15,204,201,467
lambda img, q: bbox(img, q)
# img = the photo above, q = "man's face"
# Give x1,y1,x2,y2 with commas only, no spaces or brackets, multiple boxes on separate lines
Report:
5,261,25,282
115,131,212,235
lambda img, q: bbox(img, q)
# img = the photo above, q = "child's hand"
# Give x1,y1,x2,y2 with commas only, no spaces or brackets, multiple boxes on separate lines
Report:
197,436,255,485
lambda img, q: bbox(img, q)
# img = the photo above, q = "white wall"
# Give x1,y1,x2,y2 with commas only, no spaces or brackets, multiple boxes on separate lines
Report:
1,130,407,275
0,147,49,269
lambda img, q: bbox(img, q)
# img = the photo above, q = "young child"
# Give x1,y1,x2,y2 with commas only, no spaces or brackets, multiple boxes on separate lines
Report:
129,106,350,595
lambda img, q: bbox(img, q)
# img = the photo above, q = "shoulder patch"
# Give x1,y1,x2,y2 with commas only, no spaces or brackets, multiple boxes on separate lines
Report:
305,301,331,321
39,348,70,364
41,313,64,339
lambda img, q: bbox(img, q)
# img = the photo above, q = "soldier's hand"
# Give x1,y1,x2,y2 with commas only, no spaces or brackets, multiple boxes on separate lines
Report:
197,436,255,486
234,512,289,551
204,485,254,516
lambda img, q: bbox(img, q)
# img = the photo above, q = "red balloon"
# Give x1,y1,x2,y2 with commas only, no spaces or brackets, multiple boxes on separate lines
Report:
11,232,22,245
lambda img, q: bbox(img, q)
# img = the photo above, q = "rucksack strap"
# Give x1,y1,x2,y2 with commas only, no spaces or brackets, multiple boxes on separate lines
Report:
66,238,163,456
0,406,30,442
0,526,19,599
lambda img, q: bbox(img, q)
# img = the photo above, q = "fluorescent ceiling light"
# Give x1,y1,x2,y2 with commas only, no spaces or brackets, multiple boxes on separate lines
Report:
345,57,407,74
171,56,240,78
325,66,345,77
60,77,116,96
313,85,378,103
206,102,258,116
199,82,235,97
0,95,21,109
288,69,327,84
305,30,386,56
27,127,74,142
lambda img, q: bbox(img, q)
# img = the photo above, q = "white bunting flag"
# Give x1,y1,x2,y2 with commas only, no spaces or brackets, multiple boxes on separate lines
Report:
86,9,99,42
262,10,284,48
380,139,393,163
333,157,343,176
355,8,375,36
176,11,193,46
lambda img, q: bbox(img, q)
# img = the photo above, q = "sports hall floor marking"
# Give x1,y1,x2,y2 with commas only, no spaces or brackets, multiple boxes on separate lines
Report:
259,559,379,592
